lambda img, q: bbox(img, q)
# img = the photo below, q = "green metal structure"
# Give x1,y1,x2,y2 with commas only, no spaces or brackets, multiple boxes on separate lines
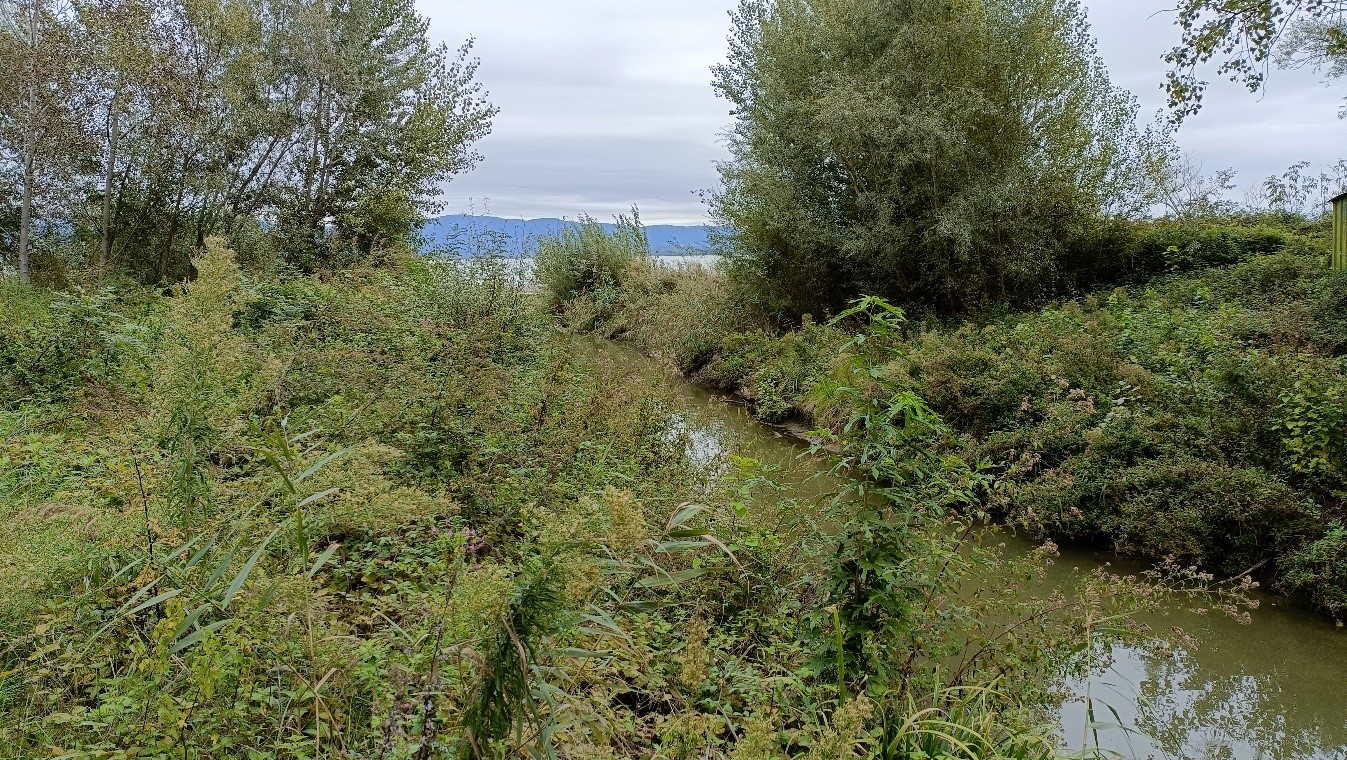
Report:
1335,191,1347,270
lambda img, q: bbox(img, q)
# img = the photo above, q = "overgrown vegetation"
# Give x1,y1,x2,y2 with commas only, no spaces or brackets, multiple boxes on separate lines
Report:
534,210,650,311
0,0,495,284
552,212,1347,621
4,0,1343,754
2,243,1226,757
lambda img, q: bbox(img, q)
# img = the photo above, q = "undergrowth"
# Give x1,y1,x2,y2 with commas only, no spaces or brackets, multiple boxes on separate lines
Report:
549,220,1347,622
0,242,1249,758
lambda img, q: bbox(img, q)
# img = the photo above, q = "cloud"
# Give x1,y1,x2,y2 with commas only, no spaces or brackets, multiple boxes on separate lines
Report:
419,0,1346,223
417,0,736,222
1088,1,1345,185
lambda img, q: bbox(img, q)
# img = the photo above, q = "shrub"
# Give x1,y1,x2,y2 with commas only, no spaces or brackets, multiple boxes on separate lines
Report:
711,0,1153,319
534,211,650,311
1282,526,1347,618
150,239,269,525
0,282,129,406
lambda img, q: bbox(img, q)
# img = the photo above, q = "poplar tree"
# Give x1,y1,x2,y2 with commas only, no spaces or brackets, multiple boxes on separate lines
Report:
0,0,92,283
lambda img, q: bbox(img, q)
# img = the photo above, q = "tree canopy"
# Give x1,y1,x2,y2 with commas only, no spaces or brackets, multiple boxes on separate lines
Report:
0,0,496,282
1165,0,1347,120
711,0,1153,319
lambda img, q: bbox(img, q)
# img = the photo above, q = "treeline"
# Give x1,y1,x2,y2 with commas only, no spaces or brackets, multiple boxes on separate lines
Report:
0,0,495,284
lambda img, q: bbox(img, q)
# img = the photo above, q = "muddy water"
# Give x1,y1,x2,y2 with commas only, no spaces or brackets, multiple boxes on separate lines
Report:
588,339,1347,760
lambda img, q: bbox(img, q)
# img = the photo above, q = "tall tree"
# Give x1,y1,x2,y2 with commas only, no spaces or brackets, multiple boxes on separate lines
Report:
269,0,497,267
1,0,495,282
712,0,1151,318
0,0,93,282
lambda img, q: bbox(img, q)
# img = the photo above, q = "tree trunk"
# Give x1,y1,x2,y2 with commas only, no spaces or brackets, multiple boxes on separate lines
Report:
18,153,33,284
17,5,36,285
101,99,120,271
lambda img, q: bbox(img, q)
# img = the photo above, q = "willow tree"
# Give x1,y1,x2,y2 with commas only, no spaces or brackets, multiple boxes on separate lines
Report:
711,0,1150,318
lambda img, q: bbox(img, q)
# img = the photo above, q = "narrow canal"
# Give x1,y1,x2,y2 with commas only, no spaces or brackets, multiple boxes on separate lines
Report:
588,338,1347,760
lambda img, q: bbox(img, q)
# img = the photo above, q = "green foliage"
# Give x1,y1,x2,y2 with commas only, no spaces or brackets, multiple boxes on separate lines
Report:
1,248,1193,758
151,239,266,526
871,687,1061,760
0,0,497,281
549,233,1347,619
0,281,131,406
712,0,1154,318
1279,361,1347,490
1165,0,1347,121
0,255,787,757
1283,525,1347,617
534,210,650,313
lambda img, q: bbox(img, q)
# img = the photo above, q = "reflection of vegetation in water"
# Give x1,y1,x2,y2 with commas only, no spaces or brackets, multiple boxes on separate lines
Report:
611,336,1347,760
1037,543,1347,760
1127,632,1347,759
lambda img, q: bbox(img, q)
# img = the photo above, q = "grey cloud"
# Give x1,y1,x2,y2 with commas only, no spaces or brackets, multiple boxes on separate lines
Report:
420,0,1345,223
445,135,725,222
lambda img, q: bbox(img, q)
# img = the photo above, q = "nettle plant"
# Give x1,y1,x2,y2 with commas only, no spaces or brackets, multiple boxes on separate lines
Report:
1279,361,1347,494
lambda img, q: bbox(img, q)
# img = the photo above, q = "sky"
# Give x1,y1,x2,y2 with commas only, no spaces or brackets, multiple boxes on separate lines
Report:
418,0,1346,224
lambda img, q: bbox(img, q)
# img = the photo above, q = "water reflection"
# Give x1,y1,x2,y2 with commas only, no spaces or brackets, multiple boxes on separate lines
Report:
1049,545,1347,760
587,338,1347,760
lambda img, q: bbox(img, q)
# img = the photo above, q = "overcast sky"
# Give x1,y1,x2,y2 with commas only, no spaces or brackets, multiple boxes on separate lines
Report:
419,0,1346,223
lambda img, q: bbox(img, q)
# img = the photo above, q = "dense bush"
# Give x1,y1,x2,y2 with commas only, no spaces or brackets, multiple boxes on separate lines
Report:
711,0,1155,319
534,211,650,312
1058,215,1326,293
891,252,1347,614
0,282,135,406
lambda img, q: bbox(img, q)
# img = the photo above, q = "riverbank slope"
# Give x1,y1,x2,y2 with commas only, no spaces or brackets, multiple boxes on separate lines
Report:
546,224,1347,621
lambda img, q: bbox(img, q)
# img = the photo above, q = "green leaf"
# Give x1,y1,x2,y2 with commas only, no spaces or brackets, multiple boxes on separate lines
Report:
202,552,235,592
306,543,341,579
126,589,182,617
655,540,713,553
166,533,208,563
554,647,610,659
578,608,631,643
260,450,297,495
666,503,707,532
171,620,230,654
296,488,339,509
294,447,352,484
171,604,211,640
637,568,707,588
256,580,283,611
184,536,217,569
224,527,280,608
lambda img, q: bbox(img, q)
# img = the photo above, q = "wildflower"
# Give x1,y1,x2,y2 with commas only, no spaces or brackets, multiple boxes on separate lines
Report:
679,616,709,692
443,524,485,555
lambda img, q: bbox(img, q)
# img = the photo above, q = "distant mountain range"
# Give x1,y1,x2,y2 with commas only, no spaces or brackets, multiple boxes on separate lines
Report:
422,214,721,256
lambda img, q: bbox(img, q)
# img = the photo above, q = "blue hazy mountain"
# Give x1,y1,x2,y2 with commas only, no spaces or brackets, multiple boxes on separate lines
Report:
422,214,721,256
